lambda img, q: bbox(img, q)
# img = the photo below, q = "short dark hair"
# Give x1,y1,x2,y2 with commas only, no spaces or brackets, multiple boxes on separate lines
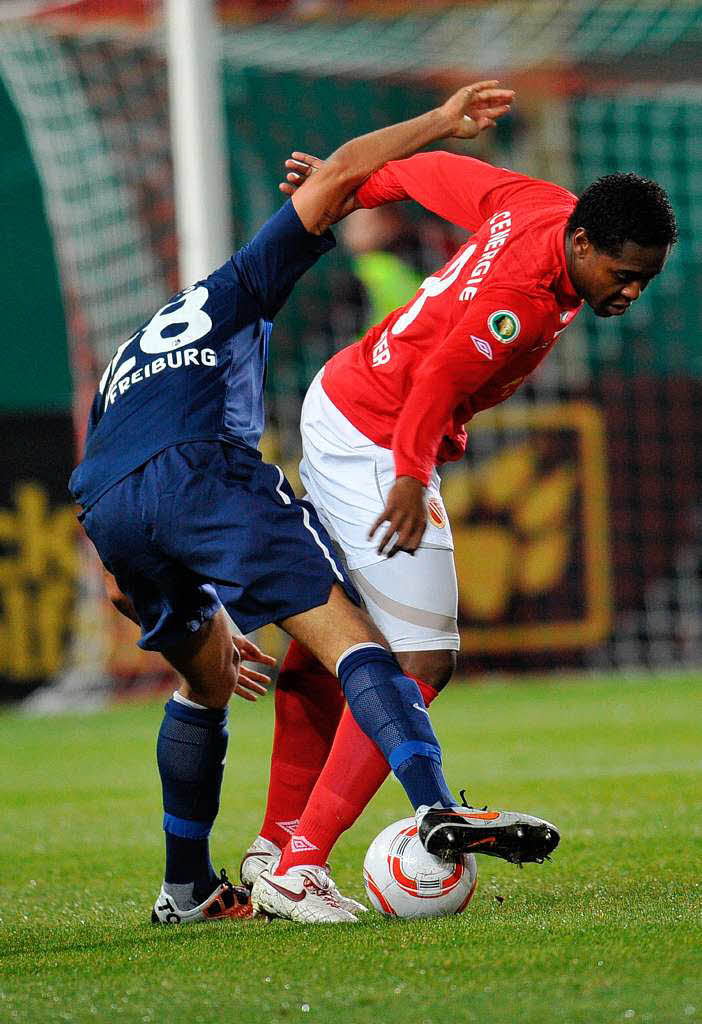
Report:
567,172,678,256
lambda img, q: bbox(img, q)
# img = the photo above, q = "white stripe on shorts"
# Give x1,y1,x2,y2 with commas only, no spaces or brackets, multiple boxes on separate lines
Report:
275,466,345,585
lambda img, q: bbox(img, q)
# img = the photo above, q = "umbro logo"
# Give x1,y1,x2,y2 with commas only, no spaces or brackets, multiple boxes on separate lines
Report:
471,335,493,360
290,835,318,853
276,819,300,835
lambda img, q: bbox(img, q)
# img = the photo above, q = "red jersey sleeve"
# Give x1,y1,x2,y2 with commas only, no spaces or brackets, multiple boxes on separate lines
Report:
391,289,542,484
356,151,539,232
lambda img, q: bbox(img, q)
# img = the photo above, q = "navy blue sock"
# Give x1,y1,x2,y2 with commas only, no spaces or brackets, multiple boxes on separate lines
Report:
156,698,228,896
394,754,454,811
337,646,454,809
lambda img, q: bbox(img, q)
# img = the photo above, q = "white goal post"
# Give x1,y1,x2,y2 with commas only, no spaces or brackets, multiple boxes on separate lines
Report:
165,0,232,286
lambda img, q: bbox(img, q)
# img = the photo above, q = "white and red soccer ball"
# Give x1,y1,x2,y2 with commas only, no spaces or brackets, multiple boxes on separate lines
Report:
363,817,478,919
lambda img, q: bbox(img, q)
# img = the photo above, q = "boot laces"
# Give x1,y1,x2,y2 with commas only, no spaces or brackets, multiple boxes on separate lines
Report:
216,868,249,908
459,789,488,812
302,868,345,908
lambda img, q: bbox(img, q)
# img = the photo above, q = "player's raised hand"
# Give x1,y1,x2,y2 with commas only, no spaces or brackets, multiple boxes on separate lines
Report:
442,80,515,139
231,633,276,702
279,151,324,197
369,476,427,558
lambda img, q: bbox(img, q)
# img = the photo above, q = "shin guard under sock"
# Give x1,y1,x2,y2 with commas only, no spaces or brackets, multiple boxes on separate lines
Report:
336,646,453,810
157,697,228,898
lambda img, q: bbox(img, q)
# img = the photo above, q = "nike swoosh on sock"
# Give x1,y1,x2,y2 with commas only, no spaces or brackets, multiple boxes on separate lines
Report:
412,702,430,717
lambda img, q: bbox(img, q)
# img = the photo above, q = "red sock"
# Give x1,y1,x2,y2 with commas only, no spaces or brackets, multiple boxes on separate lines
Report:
259,640,344,852
276,676,440,873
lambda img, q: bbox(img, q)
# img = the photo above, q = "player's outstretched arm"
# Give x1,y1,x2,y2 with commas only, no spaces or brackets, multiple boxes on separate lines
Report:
289,81,513,235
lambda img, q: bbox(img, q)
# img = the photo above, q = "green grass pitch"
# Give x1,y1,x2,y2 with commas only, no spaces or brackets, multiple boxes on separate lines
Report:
1,673,700,1024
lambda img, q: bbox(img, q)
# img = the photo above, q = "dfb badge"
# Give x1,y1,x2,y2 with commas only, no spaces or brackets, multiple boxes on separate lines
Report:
488,310,520,344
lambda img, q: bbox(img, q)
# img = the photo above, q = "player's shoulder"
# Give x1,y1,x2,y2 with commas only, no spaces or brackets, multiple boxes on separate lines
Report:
483,170,577,240
523,176,576,206
464,284,553,348
421,151,576,207
492,162,577,207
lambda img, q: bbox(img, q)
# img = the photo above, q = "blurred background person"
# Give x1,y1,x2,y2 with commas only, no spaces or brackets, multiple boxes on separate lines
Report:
341,206,423,331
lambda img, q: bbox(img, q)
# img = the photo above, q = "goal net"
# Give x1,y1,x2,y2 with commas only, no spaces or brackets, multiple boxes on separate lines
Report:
0,5,176,706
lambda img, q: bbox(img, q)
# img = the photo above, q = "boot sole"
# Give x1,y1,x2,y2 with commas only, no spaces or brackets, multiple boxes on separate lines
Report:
422,819,559,864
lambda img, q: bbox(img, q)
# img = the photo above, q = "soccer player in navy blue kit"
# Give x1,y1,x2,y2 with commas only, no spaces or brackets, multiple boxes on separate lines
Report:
71,82,556,924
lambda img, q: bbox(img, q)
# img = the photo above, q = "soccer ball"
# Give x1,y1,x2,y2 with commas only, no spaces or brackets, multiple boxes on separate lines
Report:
363,817,478,919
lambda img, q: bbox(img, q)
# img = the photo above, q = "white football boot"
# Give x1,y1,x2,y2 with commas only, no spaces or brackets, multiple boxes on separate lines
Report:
239,835,281,889
151,869,251,924
251,866,360,924
416,792,560,865
241,836,367,916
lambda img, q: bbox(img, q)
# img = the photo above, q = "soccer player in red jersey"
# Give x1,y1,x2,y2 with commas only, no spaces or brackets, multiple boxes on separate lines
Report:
244,131,677,901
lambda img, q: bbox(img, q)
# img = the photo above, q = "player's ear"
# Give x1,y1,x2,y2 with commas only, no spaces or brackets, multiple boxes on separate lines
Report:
570,226,592,258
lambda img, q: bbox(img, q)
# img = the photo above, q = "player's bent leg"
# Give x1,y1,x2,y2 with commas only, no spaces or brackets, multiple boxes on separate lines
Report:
153,608,251,922
280,584,456,815
82,468,253,923
162,607,241,709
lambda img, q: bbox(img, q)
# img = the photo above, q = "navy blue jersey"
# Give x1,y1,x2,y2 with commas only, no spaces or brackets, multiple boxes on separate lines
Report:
70,201,334,508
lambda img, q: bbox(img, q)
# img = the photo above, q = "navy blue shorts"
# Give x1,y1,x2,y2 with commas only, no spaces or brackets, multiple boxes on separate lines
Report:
80,441,357,651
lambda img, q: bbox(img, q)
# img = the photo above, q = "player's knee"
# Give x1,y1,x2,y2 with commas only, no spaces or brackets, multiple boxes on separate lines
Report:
201,635,241,707
397,649,456,692
164,612,240,708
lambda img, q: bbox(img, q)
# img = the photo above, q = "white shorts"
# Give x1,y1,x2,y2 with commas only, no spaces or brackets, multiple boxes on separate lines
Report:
300,370,459,652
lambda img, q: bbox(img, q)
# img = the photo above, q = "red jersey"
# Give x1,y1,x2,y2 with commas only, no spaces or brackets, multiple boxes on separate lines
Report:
321,151,583,486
